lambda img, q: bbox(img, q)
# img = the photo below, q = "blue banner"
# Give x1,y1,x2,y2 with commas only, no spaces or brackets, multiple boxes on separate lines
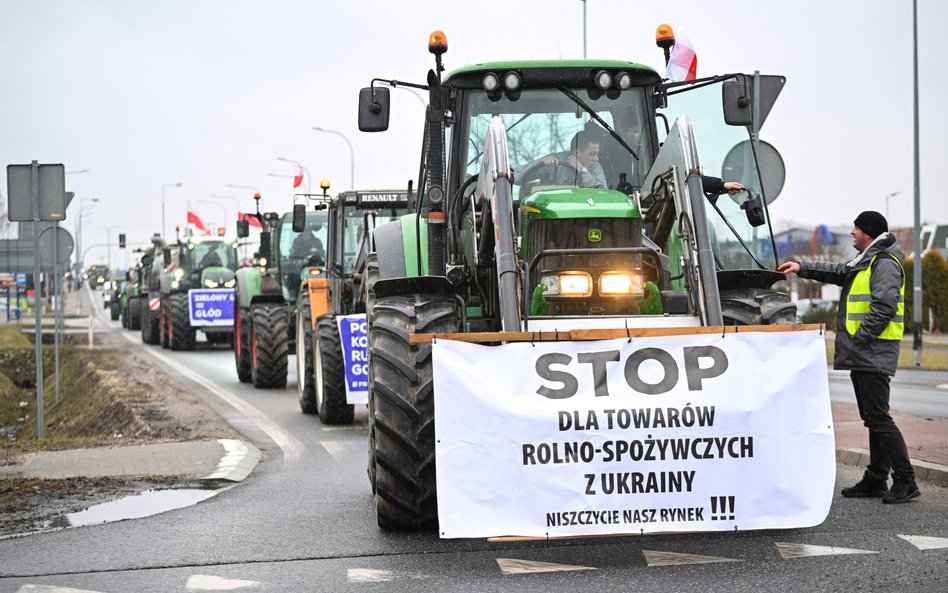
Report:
337,314,368,404
188,289,235,327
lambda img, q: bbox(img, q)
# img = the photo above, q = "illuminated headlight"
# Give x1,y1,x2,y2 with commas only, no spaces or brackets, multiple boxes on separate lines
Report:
541,272,592,297
258,257,268,267
174,268,185,280
615,71,633,90
171,280,180,289
594,70,613,90
482,72,500,92
97,276,104,283
598,271,643,296
224,278,236,288
204,278,220,288
503,71,521,91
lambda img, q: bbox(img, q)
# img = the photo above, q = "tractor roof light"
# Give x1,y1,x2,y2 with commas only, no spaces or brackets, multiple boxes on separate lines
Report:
428,30,448,55
594,70,613,90
482,72,500,92
655,24,676,49
253,192,261,201
320,179,331,190
616,71,633,90
503,71,522,91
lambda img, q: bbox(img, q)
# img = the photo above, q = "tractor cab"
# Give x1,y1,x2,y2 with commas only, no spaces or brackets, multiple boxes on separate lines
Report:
272,209,329,303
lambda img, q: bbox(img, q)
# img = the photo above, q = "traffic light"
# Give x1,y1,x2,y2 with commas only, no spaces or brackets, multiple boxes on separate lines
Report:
118,233,126,248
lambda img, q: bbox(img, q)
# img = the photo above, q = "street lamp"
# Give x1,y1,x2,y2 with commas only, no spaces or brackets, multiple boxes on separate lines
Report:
196,199,227,234
162,182,183,240
276,157,311,194
885,191,901,224
99,225,119,271
75,197,99,279
312,126,355,190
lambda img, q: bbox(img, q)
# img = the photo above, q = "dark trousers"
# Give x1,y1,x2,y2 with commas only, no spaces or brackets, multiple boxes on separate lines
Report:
850,371,916,483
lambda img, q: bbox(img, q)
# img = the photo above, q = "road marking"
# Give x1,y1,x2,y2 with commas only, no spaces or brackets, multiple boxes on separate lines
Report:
898,534,948,550
204,439,261,481
496,558,595,574
320,440,362,460
775,542,878,558
346,568,429,583
16,586,104,593
120,332,305,465
186,575,261,590
643,549,741,567
937,383,948,390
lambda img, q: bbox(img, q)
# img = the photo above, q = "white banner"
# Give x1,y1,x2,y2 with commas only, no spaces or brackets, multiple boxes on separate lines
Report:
433,329,834,539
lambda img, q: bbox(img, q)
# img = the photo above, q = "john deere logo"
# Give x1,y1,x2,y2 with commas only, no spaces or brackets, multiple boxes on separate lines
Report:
588,229,602,243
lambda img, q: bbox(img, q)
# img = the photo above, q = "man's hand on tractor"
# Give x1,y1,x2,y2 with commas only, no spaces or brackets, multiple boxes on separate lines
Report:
723,181,744,194
777,261,801,275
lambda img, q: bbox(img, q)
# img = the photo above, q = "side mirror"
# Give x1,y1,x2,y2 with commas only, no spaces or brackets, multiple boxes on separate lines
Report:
236,219,249,238
741,195,766,227
258,231,272,264
358,87,390,132
292,204,306,233
722,139,786,204
722,74,786,130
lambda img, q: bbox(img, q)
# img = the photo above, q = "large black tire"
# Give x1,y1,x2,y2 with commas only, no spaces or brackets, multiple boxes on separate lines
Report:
234,304,252,383
720,288,798,326
141,300,159,345
251,303,288,389
110,300,121,321
120,304,128,328
159,300,170,349
296,293,318,414
128,297,142,331
168,293,196,351
315,315,353,424
368,292,460,530
364,253,381,492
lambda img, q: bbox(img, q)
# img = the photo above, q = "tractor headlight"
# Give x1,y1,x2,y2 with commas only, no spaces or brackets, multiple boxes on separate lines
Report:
204,278,220,288
258,257,268,267
171,280,180,290
594,70,613,90
598,271,643,296
482,72,500,92
174,268,185,280
540,272,592,297
224,278,236,288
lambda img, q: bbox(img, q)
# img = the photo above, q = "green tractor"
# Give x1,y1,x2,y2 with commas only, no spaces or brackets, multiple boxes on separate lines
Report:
138,235,167,345
357,31,794,529
233,194,329,388
157,235,239,351
294,189,411,424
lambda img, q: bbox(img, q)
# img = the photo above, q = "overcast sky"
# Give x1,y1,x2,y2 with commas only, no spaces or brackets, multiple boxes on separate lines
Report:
2,0,945,270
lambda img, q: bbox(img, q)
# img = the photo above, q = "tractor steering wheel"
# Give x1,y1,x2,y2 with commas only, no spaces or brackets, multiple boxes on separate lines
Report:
518,160,562,201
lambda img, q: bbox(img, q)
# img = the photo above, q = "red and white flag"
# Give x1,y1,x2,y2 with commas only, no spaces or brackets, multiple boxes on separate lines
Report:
293,166,304,189
238,211,262,229
187,210,212,236
665,29,697,82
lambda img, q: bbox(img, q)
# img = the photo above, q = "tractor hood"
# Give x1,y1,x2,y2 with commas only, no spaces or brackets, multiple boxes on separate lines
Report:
520,188,640,220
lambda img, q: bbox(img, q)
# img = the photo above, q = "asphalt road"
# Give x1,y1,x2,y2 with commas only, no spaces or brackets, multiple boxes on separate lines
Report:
0,295,946,593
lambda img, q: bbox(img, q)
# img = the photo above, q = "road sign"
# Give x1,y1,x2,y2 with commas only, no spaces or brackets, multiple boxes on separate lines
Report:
38,226,75,264
6,162,66,221
188,289,235,326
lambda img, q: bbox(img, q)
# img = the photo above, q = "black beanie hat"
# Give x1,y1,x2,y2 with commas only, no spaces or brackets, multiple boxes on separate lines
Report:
854,210,888,238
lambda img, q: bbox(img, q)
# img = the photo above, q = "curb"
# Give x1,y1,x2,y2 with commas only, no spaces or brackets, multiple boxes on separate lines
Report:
836,448,948,486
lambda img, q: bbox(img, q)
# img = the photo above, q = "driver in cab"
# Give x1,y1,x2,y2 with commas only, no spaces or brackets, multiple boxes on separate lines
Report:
526,128,607,189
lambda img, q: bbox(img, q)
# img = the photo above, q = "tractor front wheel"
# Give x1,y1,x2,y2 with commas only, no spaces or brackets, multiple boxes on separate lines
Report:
368,292,459,530
315,315,353,425
250,303,288,389
234,304,252,382
169,293,196,351
296,294,318,413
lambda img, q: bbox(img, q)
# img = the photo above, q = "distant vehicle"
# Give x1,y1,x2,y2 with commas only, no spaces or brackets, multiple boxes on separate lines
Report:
86,265,111,289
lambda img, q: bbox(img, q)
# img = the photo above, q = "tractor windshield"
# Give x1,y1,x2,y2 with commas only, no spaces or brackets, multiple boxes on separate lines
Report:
340,204,405,274
459,87,653,195
663,79,778,270
190,240,239,271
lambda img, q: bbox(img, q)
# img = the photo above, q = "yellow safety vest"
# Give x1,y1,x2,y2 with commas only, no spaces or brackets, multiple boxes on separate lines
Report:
846,254,905,340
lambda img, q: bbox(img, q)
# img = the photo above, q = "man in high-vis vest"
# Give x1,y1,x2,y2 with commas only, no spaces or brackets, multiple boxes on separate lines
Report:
778,211,919,504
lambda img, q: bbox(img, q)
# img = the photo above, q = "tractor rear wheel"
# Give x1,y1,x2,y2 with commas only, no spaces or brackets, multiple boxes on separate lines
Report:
315,315,353,424
251,303,288,389
128,297,141,330
159,300,170,349
296,294,318,414
169,293,196,351
234,304,252,382
141,300,158,344
368,292,459,530
721,288,798,325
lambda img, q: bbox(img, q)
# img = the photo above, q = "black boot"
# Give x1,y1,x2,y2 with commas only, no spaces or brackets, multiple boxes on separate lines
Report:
841,477,888,498
882,480,920,504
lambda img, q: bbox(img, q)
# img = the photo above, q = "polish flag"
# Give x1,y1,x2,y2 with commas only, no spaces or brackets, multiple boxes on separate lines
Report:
187,210,212,236
293,166,304,189
665,29,697,82
238,212,262,229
